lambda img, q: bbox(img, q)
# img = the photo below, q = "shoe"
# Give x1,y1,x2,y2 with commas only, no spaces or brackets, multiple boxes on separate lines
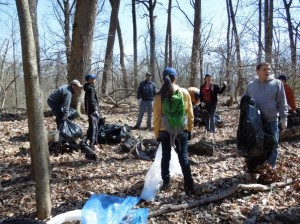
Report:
132,126,140,130
184,186,194,196
161,182,170,191
147,127,153,131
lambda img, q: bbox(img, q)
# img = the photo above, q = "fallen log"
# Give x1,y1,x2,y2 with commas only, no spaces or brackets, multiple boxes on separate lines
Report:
148,179,294,218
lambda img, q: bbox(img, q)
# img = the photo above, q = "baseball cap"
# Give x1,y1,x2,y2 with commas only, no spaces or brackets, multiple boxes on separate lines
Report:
277,75,287,82
70,79,82,87
163,67,177,78
85,74,97,81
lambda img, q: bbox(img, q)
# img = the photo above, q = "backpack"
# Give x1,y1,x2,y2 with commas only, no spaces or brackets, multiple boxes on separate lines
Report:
161,89,186,135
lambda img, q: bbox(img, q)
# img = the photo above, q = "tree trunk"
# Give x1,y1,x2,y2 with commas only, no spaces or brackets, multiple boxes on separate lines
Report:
132,0,138,90
16,0,52,219
164,0,172,68
264,0,273,63
149,0,156,81
257,0,262,63
101,0,120,94
69,0,98,83
117,19,129,93
283,0,297,78
68,0,98,109
189,0,201,87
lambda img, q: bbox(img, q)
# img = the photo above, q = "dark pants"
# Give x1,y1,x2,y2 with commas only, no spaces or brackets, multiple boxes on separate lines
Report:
204,102,217,133
159,131,193,189
47,98,63,130
87,114,99,150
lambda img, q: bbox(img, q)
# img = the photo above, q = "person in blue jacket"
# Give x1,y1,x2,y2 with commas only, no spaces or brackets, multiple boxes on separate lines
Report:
47,80,82,129
133,72,157,130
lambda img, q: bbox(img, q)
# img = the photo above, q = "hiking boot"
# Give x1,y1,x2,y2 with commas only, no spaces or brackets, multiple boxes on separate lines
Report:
184,185,194,196
161,182,170,191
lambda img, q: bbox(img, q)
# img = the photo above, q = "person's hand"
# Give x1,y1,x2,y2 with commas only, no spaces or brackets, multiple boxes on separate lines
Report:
187,132,192,141
200,102,206,108
280,117,287,130
223,81,228,86
93,111,100,119
62,115,68,120
292,110,297,114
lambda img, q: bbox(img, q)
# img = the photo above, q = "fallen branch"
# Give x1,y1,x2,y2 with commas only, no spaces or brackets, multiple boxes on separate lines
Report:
148,179,294,218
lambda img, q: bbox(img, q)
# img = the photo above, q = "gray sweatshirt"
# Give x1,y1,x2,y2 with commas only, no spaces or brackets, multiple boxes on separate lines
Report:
244,77,288,122
48,84,73,115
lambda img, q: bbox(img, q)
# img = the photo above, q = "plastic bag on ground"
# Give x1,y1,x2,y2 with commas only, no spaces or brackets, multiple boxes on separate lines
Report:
59,119,83,139
81,194,148,224
46,210,82,224
140,143,182,201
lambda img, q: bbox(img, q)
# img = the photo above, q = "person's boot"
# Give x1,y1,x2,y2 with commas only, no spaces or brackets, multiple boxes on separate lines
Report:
184,180,194,196
161,180,170,191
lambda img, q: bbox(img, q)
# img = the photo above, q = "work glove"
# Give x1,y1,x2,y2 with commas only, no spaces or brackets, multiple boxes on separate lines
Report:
280,117,287,130
93,111,100,119
223,81,228,86
62,114,68,120
187,132,192,141
200,102,206,108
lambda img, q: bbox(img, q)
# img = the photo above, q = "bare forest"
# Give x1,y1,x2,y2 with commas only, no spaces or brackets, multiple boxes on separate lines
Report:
0,0,300,223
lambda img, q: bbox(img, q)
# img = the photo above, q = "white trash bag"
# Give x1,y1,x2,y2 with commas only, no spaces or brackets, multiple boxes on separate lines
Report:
140,143,182,201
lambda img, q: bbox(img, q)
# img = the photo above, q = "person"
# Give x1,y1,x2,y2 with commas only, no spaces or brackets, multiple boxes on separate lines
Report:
83,74,100,151
133,72,157,130
47,79,83,129
244,62,288,170
188,87,201,106
153,67,194,196
199,74,227,133
277,75,297,114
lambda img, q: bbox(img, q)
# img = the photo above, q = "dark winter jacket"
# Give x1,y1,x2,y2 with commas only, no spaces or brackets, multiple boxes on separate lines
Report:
48,84,73,115
137,80,157,101
200,83,226,105
83,83,99,115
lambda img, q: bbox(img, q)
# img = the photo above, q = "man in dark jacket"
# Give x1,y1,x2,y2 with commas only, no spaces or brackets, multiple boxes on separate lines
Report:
133,72,157,130
47,79,82,129
83,74,100,151
200,74,227,133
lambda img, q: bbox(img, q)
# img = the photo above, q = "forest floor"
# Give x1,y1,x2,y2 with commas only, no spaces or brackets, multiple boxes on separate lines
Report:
0,96,299,224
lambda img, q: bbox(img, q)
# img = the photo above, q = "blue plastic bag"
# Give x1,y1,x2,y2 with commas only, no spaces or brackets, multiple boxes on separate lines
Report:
81,194,148,224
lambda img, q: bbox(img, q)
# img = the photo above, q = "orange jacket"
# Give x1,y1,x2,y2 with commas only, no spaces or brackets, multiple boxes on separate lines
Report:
283,83,296,111
188,87,200,106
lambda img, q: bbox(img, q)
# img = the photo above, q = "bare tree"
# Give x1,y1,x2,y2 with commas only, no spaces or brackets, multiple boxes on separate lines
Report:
15,0,52,218
165,0,172,68
101,0,121,94
189,0,201,87
132,0,138,89
282,0,298,78
137,0,157,81
258,0,263,63
264,0,273,63
117,19,129,92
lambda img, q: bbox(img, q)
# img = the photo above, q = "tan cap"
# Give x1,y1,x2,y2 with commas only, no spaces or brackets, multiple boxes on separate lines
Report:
70,79,82,87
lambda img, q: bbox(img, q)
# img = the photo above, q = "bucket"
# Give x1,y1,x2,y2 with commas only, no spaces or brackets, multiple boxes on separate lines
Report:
47,130,59,142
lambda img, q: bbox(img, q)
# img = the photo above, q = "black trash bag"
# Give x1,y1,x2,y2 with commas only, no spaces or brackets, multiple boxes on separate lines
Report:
237,95,265,158
0,219,46,224
121,136,139,152
59,119,83,139
287,112,300,128
68,107,80,120
98,119,129,144
193,105,223,127
80,140,97,160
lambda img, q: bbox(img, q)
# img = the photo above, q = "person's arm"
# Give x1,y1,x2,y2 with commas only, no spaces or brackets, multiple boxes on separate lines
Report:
218,84,226,94
137,82,142,99
88,87,98,113
62,89,72,116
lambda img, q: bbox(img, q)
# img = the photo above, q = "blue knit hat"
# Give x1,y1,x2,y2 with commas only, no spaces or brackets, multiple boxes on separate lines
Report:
85,74,97,81
163,67,177,78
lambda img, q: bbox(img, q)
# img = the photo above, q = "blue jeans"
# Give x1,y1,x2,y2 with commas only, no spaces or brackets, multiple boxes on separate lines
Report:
159,131,193,188
135,100,153,128
264,121,279,167
204,102,217,133
47,98,64,130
